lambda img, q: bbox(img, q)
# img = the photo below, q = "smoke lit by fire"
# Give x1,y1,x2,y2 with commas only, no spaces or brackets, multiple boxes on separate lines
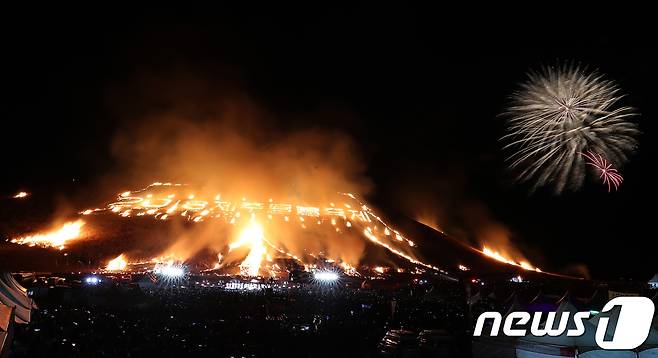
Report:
406,185,545,275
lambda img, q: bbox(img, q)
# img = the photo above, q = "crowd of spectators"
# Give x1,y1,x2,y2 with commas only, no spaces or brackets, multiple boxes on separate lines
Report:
11,277,469,357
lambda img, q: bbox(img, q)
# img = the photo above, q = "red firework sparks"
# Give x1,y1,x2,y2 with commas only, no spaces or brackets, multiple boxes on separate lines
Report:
581,151,624,192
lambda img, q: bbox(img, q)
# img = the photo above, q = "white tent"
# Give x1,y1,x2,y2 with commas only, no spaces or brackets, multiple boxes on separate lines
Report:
0,273,35,324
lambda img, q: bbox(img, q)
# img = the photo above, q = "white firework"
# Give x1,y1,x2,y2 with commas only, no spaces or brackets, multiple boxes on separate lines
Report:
501,64,639,193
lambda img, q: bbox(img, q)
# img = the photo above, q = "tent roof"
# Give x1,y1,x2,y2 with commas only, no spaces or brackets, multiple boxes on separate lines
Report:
1,331,7,357
649,274,658,284
0,272,33,323
0,280,31,309
2,273,27,295
0,305,12,332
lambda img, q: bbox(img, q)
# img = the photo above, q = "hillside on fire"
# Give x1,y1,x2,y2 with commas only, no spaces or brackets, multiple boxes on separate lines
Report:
2,183,562,282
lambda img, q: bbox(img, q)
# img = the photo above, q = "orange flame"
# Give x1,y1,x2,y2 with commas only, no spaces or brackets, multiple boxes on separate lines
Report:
228,220,267,276
11,220,85,250
105,254,128,271
482,246,541,272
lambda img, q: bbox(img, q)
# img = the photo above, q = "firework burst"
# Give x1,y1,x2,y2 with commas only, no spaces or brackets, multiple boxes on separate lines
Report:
581,151,624,192
501,64,639,193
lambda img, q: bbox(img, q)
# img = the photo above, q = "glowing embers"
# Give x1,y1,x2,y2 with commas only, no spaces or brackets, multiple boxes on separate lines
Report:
105,254,128,271
481,246,541,272
10,220,85,250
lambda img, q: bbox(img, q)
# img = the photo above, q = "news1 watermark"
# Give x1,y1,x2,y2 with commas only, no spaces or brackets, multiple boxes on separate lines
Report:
474,297,656,350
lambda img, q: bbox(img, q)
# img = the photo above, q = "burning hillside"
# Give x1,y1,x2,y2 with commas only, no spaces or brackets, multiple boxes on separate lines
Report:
10,220,85,250
2,181,559,280
77,182,446,277
2,101,553,279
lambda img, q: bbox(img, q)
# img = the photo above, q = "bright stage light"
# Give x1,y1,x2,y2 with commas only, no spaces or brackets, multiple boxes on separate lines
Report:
163,266,184,277
155,263,185,278
314,271,339,282
154,261,186,279
84,276,101,285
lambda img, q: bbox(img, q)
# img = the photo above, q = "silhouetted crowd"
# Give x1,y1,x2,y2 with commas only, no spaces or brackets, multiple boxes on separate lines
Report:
12,279,469,357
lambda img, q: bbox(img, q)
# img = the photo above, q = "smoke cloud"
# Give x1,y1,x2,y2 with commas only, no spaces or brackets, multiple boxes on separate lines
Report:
99,73,373,266
111,106,371,203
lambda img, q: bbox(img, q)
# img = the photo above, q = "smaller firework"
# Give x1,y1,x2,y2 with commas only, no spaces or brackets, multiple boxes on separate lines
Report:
581,151,624,192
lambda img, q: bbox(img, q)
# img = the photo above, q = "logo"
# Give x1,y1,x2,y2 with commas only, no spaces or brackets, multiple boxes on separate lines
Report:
474,297,655,350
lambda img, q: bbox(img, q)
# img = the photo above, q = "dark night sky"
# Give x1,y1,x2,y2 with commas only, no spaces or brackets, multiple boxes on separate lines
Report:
1,7,656,279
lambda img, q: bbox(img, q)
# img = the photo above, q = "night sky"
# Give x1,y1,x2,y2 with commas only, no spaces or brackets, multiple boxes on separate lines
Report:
2,8,656,279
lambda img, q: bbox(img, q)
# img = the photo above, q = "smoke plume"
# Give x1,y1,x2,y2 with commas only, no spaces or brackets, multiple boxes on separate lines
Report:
101,74,373,265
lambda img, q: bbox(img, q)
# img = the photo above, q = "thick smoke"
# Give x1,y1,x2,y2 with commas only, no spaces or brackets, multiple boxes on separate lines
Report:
111,111,371,203
102,77,372,265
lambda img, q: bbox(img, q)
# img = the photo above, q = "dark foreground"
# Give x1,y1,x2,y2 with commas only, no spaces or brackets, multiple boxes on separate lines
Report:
12,279,469,357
